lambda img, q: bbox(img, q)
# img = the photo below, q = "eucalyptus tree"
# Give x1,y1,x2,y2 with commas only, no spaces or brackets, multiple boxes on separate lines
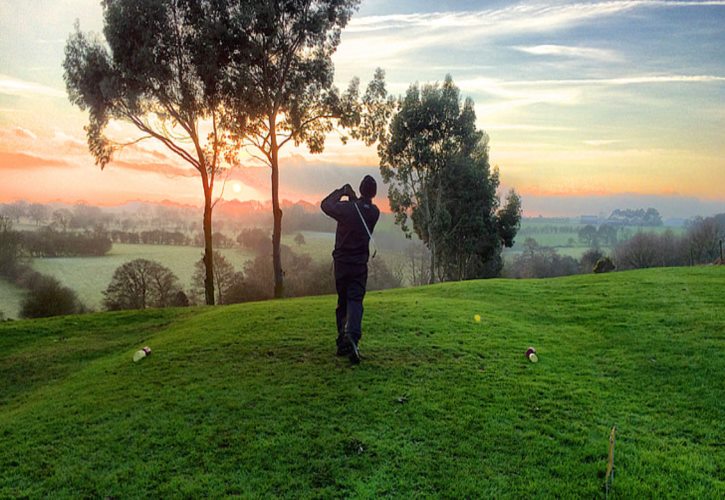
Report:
63,0,239,305
218,0,388,298
380,75,521,282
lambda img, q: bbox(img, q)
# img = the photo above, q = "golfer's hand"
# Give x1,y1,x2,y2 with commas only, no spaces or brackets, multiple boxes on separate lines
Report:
342,184,357,200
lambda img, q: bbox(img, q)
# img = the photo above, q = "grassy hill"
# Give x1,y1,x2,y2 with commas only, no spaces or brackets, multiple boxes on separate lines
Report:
1,267,723,497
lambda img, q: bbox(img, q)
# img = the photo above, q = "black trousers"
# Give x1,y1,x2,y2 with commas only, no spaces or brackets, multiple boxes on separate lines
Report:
334,260,368,344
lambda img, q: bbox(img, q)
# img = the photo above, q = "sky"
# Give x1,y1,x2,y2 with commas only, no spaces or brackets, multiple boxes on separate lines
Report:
0,0,723,218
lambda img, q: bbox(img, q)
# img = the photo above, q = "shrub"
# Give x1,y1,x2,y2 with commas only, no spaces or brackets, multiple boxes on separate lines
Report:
614,230,689,269
20,275,85,318
103,259,183,310
368,257,403,291
236,228,271,255
506,239,580,278
580,248,605,273
593,257,615,274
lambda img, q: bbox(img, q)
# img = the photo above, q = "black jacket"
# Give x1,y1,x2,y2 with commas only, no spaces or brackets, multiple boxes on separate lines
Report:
321,188,380,264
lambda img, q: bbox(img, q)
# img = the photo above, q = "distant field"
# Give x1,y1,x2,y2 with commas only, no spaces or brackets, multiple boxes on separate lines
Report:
281,231,334,261
0,280,23,320
514,219,685,250
31,244,255,311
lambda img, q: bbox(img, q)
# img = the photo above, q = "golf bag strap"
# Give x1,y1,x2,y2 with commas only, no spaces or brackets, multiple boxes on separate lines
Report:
354,200,377,259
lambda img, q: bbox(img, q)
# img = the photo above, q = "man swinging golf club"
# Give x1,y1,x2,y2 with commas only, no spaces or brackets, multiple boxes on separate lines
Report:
321,175,380,364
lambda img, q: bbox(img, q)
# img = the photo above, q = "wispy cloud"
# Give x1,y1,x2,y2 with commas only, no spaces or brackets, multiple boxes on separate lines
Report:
503,75,725,86
512,44,620,61
454,73,725,116
337,1,725,66
0,151,69,170
485,124,576,132
0,75,65,98
583,139,624,146
13,127,38,140
348,1,725,34
111,160,198,179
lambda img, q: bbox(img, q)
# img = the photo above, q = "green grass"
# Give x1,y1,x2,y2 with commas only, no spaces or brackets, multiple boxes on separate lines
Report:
1,267,723,497
31,244,255,310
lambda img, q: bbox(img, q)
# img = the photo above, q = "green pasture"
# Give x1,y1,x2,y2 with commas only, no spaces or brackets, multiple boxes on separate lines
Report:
281,230,335,261
1,267,723,497
0,279,24,320
515,219,686,249
31,244,255,310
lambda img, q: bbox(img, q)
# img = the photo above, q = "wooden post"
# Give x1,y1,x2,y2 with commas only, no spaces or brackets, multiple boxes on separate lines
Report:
605,426,617,497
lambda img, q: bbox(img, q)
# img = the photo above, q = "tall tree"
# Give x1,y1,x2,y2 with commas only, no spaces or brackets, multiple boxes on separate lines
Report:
437,148,522,280
379,75,520,282
63,0,237,305
217,0,370,298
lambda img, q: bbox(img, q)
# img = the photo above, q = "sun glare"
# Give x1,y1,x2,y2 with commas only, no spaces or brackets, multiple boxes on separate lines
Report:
232,183,242,194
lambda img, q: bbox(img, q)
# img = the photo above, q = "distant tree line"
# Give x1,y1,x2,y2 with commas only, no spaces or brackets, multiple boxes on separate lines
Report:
20,227,111,257
614,214,724,269
577,224,619,247
108,229,236,249
282,206,336,234
519,224,579,236
506,214,724,278
608,208,662,226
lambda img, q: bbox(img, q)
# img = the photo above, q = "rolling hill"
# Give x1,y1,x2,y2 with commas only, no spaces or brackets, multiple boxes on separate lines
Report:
1,267,723,497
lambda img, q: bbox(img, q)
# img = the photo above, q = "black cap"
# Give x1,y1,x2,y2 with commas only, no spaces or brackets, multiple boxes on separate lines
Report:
360,175,377,199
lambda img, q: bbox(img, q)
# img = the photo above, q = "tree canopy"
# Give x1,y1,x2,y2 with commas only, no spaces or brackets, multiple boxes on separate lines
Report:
63,0,237,305
379,75,521,281
103,259,184,310
212,0,379,298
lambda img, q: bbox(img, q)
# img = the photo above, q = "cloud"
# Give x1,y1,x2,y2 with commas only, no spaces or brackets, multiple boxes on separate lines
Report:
336,1,725,67
504,75,725,87
0,74,65,98
583,139,624,146
0,151,69,169
51,130,89,154
13,127,38,140
485,124,575,132
348,1,725,34
452,73,725,116
512,44,620,61
111,160,198,178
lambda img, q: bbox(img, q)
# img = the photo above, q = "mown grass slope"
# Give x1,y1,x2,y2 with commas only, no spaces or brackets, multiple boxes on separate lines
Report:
1,267,723,498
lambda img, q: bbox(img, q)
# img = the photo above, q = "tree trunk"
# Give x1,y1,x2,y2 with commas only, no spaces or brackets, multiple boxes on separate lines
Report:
270,117,284,298
428,238,436,285
203,187,215,305
424,185,436,285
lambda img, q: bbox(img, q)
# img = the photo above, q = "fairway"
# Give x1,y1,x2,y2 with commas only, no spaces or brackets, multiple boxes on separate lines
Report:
1,267,723,497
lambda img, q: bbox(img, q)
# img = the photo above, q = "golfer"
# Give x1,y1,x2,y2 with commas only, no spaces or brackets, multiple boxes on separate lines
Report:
321,175,380,364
